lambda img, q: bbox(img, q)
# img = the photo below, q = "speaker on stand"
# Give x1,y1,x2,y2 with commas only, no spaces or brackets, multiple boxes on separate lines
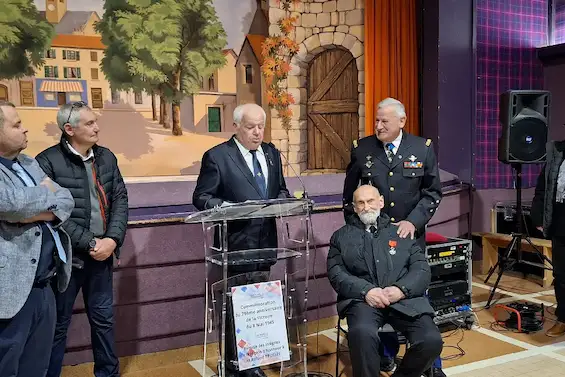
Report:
484,90,553,308
498,90,549,164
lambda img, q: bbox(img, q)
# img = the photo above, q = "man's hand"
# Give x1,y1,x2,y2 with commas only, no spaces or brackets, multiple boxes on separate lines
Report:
40,177,57,193
393,220,416,239
18,211,56,224
90,238,117,261
365,288,390,308
383,286,405,304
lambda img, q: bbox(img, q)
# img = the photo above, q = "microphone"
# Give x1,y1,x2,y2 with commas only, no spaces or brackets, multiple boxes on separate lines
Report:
268,142,308,199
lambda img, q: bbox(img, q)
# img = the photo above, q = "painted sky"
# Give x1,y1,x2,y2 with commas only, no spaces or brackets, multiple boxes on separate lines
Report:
33,0,256,52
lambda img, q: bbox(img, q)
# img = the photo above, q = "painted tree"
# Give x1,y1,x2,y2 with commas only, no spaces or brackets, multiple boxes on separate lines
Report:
261,0,301,130
0,0,53,79
108,0,227,136
167,0,227,135
97,0,163,122
101,0,179,128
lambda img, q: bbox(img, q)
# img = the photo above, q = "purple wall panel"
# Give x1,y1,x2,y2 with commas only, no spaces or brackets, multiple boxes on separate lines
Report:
555,2,565,43
475,0,547,189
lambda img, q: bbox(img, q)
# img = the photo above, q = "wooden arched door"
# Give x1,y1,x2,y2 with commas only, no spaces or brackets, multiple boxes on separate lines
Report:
307,49,359,171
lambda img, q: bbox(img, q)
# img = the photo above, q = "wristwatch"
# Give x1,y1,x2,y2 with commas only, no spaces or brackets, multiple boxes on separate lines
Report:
89,239,97,249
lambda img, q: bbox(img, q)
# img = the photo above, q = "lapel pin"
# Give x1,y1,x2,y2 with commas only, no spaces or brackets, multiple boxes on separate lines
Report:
365,155,374,168
409,155,417,162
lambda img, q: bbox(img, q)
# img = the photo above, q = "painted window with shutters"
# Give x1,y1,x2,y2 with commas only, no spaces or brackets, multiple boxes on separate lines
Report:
63,50,80,61
208,106,221,132
44,66,58,78
64,67,81,79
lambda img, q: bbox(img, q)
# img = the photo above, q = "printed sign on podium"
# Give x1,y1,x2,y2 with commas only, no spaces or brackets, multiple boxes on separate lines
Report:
231,280,291,371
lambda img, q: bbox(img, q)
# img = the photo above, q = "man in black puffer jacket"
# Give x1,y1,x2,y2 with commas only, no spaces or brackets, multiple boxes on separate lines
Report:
532,140,565,338
328,185,442,377
36,101,128,377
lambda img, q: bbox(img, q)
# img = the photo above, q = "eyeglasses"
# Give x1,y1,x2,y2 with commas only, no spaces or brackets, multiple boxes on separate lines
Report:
65,101,87,125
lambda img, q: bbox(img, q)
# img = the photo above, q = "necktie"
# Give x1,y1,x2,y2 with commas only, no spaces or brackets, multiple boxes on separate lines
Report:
250,150,267,198
369,225,377,234
385,143,395,162
12,162,67,263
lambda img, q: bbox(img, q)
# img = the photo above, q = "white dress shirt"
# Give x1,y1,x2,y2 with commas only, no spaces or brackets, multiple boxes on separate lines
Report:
384,130,403,155
234,137,269,185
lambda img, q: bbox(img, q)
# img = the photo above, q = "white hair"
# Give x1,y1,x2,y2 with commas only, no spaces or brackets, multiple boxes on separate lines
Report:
233,103,266,125
56,102,91,132
377,97,406,118
0,100,15,129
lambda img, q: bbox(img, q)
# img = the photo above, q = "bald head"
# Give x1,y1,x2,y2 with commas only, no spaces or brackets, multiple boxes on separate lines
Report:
354,185,381,201
233,103,266,150
353,185,384,225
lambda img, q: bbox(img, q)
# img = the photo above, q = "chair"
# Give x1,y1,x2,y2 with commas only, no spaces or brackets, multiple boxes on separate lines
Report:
335,317,432,377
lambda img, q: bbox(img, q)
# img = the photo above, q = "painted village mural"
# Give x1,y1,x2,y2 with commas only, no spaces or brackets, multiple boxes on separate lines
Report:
0,0,366,178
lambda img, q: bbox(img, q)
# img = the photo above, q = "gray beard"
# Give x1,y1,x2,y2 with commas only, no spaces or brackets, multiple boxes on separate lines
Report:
358,210,380,225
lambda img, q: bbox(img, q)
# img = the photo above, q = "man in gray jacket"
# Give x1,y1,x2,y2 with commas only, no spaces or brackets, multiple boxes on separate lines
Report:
0,101,74,377
327,184,442,377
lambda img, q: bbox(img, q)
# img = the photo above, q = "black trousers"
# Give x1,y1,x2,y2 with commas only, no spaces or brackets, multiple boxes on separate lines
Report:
552,236,565,322
0,284,56,377
380,232,426,361
345,302,443,377
47,258,118,377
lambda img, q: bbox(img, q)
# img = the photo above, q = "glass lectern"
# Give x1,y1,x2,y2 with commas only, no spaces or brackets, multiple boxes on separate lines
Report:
184,198,314,377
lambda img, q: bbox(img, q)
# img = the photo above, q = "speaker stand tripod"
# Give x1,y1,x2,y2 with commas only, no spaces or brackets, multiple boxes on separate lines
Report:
484,163,553,308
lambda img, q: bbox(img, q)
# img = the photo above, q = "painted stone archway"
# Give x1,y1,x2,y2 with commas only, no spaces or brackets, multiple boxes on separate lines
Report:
267,0,365,175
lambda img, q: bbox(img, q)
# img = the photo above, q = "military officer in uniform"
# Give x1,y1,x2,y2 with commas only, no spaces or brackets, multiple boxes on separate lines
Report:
343,97,442,251
342,97,444,376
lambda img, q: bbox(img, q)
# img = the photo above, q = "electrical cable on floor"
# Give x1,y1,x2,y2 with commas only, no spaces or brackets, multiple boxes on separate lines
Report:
438,320,466,361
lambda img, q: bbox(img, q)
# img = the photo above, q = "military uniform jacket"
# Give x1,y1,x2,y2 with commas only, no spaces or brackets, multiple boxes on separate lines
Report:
327,213,434,318
343,132,442,236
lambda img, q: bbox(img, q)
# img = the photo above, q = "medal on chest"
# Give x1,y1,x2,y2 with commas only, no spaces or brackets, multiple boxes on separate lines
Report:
388,240,397,255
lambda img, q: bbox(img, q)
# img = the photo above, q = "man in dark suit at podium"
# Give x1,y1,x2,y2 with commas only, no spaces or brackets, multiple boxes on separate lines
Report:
193,103,291,377
193,103,291,251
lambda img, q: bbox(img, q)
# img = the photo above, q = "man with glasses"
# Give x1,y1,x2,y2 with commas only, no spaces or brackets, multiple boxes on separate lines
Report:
36,101,129,377
0,101,74,377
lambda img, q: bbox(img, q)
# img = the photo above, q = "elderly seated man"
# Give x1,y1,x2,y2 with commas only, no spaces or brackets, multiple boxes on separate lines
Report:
327,185,443,377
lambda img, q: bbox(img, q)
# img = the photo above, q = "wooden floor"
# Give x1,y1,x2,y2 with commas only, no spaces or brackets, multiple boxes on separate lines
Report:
61,271,565,377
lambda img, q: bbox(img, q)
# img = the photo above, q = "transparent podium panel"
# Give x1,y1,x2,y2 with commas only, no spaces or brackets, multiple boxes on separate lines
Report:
185,199,314,377
203,261,308,377
184,198,313,223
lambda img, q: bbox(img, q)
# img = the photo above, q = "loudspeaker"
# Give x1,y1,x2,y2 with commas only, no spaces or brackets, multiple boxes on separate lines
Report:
498,90,550,164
